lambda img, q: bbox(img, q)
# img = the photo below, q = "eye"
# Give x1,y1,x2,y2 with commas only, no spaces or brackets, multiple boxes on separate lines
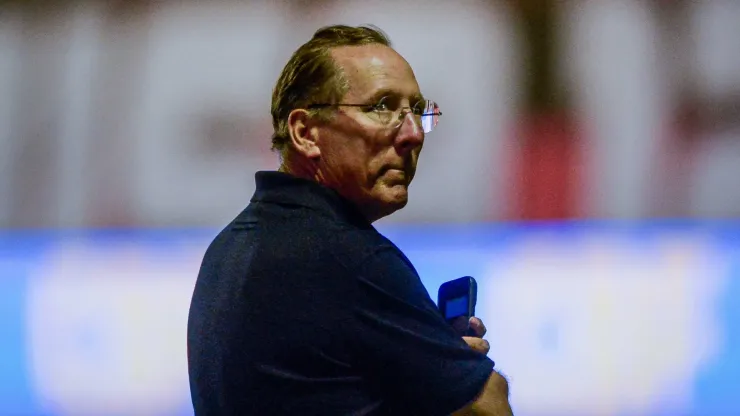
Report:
370,96,392,112
411,101,426,115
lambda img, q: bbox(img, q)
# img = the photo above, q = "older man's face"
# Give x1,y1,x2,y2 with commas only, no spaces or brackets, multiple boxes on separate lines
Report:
315,44,425,222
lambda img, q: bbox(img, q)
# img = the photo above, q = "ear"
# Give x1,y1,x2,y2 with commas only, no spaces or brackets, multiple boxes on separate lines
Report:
287,109,321,159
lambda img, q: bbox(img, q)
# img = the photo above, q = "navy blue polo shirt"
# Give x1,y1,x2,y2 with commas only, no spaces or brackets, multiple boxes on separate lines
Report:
187,171,494,415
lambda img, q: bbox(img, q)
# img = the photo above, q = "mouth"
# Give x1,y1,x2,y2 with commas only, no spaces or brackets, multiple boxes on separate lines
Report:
384,167,405,175
380,167,408,185
380,163,407,174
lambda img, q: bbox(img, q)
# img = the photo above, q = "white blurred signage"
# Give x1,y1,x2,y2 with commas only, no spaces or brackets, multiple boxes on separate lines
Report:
26,242,203,416
481,234,726,415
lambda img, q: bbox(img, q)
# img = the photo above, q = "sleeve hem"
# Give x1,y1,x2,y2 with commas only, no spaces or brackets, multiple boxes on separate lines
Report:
432,358,496,416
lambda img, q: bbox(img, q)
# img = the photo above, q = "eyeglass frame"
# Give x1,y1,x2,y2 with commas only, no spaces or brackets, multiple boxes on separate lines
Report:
306,98,442,133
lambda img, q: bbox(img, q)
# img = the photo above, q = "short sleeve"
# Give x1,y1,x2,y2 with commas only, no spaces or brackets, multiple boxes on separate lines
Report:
349,247,495,415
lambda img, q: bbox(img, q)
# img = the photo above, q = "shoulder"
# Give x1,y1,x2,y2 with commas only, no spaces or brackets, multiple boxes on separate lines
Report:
352,244,430,303
200,203,394,278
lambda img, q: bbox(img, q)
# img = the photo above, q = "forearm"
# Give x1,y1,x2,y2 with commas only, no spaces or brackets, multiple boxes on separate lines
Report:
452,371,513,416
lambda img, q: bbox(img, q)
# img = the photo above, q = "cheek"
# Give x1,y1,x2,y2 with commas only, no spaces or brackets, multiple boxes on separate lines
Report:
358,142,391,178
330,143,378,187
323,137,365,169
411,147,422,165
366,155,387,175
325,122,392,182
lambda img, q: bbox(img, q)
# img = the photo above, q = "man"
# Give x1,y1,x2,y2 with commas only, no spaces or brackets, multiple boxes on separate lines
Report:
187,25,513,415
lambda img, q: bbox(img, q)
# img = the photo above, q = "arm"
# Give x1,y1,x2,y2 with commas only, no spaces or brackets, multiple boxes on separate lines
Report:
351,248,502,415
451,370,513,416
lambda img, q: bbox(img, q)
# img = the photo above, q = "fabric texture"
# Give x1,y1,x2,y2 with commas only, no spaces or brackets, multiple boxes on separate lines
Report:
187,171,494,415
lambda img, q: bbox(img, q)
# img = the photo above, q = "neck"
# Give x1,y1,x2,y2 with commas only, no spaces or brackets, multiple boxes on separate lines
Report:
278,154,383,223
279,153,321,183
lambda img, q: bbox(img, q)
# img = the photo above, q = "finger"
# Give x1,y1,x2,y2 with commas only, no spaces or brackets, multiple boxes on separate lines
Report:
462,336,490,355
469,316,487,337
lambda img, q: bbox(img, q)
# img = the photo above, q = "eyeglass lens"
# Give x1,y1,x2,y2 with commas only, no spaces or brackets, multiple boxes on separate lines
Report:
420,100,440,134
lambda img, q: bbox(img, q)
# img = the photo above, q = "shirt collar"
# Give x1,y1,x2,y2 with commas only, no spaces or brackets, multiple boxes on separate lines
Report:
250,171,372,227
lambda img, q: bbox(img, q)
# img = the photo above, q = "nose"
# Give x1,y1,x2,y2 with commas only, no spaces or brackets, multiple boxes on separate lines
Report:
394,111,424,154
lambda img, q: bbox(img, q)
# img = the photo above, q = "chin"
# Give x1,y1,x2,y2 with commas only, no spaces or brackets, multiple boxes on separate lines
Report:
363,183,410,221
379,185,409,209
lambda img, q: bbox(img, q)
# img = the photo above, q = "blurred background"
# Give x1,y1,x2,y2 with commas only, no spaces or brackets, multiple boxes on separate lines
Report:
0,0,738,415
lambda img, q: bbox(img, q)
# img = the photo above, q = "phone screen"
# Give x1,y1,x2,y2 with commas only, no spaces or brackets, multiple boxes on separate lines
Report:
446,295,472,335
445,296,469,319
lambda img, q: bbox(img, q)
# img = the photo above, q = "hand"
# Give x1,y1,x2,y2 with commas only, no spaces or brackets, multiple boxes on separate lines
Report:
463,316,489,355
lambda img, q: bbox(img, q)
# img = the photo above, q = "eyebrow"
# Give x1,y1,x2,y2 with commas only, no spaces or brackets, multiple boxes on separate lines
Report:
365,88,425,104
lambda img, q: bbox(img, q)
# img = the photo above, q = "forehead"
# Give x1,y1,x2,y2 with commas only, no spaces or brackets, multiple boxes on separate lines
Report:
330,44,421,101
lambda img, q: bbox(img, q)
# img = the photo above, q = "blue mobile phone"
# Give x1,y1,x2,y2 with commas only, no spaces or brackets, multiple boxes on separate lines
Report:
437,276,478,337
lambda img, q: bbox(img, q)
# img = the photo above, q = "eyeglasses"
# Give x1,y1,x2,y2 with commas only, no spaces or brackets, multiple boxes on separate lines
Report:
308,96,442,134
